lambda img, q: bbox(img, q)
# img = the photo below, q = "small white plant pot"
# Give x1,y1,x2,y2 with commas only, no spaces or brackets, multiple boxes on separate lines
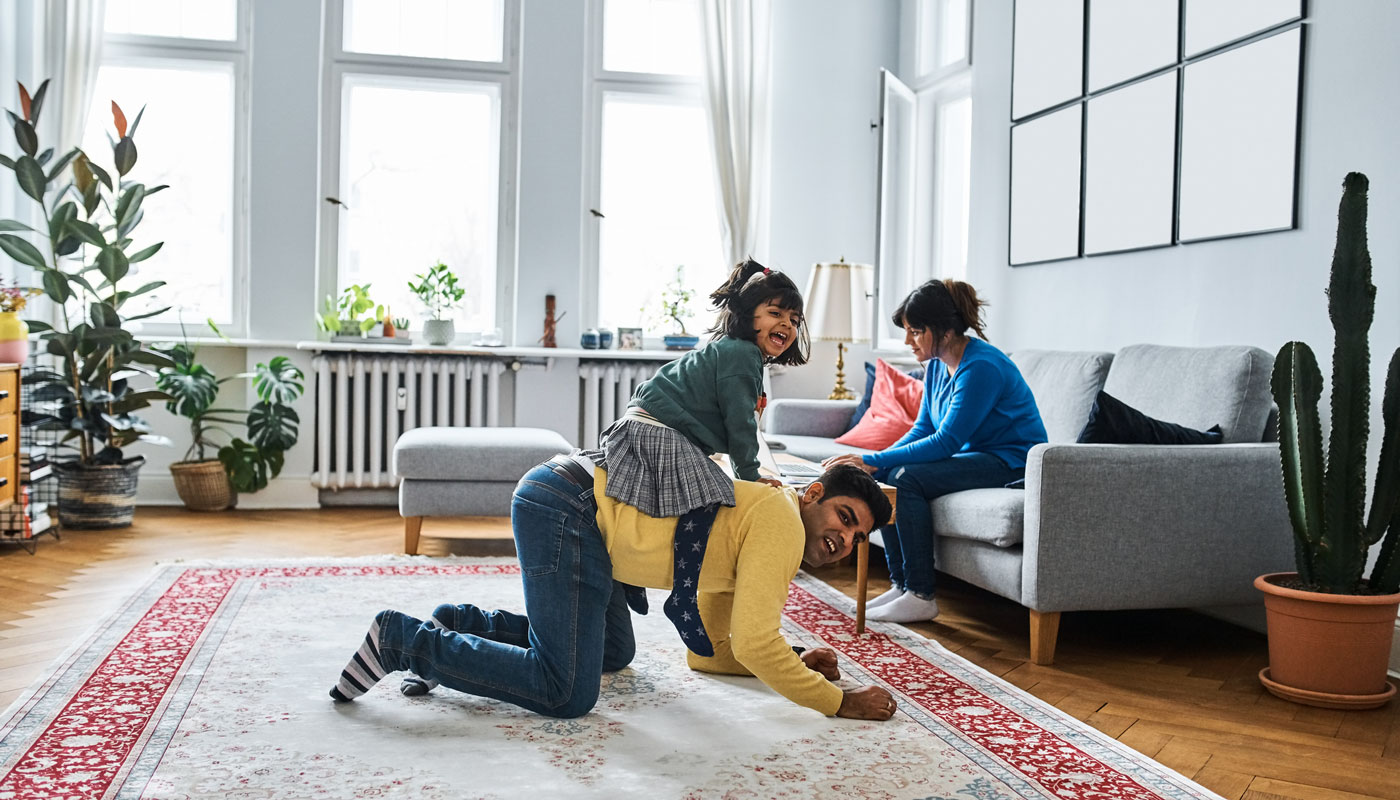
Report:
422,319,456,346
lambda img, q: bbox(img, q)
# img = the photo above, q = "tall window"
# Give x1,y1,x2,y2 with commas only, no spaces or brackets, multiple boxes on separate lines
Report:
83,0,247,331
587,0,726,337
321,0,515,338
875,0,972,350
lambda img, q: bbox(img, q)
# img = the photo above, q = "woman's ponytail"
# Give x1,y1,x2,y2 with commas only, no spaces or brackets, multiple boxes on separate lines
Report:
942,279,989,341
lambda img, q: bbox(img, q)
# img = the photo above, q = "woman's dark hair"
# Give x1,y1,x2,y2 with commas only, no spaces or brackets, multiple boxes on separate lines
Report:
705,258,810,366
890,278,989,341
816,464,893,529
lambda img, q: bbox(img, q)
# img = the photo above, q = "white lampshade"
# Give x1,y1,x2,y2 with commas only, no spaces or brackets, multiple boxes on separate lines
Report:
803,261,874,343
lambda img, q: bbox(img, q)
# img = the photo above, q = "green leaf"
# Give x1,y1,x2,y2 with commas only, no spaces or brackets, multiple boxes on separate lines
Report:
13,119,37,157
123,306,172,322
114,137,137,176
127,105,146,137
46,147,80,181
41,269,72,303
127,242,163,263
0,220,34,232
68,219,106,247
36,147,53,165
55,236,81,256
87,161,113,191
0,154,13,168
115,183,145,228
254,356,305,404
0,233,46,268
117,207,144,239
81,181,101,216
15,155,45,201
90,301,121,329
29,79,49,125
25,319,52,333
96,246,130,284
247,401,300,452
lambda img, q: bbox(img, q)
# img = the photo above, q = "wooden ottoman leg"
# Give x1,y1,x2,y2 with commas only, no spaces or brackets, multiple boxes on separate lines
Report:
1029,609,1061,665
404,516,424,555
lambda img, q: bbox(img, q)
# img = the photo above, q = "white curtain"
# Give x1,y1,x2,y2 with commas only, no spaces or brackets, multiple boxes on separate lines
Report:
45,0,106,154
699,0,773,267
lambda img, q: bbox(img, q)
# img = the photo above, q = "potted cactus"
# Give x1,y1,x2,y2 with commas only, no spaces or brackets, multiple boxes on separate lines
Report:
1258,172,1400,709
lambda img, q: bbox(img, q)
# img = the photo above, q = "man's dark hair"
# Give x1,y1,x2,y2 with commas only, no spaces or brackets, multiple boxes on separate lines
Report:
816,464,892,529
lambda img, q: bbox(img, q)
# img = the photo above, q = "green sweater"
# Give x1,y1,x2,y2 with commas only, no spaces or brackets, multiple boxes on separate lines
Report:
630,337,764,481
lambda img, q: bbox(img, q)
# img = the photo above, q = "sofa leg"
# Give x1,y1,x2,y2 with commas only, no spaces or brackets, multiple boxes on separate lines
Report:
1029,610,1061,666
404,516,424,555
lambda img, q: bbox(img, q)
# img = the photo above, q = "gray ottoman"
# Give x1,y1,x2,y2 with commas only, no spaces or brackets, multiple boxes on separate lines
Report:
393,426,574,554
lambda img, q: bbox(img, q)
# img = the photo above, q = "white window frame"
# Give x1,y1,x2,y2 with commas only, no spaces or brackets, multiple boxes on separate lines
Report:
317,0,521,342
579,0,708,332
97,1,252,337
873,2,972,352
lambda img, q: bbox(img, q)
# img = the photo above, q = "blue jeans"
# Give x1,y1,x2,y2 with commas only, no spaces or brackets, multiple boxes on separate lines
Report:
876,453,1023,597
376,463,635,718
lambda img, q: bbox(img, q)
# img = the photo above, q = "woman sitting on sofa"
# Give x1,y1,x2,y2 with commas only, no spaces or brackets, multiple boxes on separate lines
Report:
823,279,1047,623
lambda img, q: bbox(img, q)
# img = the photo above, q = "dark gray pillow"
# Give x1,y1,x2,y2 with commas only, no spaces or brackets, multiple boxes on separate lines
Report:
1077,390,1223,445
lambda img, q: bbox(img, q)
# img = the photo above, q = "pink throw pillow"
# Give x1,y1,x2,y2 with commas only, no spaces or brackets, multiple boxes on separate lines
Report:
834,359,924,450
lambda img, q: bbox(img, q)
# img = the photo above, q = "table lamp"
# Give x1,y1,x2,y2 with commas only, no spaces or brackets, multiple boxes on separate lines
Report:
803,259,873,400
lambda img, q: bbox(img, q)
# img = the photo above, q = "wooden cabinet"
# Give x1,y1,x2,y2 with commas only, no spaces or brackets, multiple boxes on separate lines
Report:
0,364,17,508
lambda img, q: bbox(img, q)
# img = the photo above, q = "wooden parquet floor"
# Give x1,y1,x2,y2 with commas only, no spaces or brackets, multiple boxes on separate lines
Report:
2,508,1398,799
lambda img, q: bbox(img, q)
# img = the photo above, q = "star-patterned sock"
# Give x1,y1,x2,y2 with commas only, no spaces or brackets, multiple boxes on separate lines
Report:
329,611,394,702
664,504,719,657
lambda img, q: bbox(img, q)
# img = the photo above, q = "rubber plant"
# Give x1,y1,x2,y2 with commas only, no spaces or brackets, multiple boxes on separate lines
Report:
1,80,173,467
1271,171,1400,595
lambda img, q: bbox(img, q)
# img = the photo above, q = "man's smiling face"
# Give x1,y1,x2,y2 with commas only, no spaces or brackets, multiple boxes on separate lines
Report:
797,482,874,568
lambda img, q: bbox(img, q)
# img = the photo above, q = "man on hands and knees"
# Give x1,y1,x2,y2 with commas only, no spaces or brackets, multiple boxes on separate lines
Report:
328,460,896,721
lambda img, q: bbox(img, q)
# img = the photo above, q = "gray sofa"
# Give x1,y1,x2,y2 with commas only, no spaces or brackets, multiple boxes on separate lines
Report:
765,344,1294,664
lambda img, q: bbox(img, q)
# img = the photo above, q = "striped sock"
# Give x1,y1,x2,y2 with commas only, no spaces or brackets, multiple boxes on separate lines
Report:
400,612,448,697
329,613,392,702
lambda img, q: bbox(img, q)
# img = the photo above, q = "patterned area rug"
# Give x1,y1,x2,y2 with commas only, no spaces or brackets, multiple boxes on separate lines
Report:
0,558,1223,799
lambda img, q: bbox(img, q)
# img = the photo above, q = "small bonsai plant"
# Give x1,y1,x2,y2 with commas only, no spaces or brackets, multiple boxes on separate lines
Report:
1272,172,1399,596
408,262,464,345
316,284,381,336
646,265,696,335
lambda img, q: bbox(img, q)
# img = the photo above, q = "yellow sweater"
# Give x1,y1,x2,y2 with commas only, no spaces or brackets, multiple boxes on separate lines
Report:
594,468,844,716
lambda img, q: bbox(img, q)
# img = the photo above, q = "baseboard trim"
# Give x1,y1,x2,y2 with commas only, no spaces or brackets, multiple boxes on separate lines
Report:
138,474,320,509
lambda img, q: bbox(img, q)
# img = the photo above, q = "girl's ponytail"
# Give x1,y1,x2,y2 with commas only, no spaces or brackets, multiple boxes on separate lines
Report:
710,258,769,310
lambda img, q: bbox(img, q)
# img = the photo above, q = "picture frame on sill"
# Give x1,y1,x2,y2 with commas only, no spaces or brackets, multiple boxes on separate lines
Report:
617,328,643,351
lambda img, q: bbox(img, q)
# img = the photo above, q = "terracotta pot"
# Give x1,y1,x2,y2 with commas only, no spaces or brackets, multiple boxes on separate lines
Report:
1254,572,1399,709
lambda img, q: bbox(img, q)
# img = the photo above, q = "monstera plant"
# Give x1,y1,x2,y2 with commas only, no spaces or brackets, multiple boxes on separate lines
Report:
1257,172,1400,709
0,80,174,528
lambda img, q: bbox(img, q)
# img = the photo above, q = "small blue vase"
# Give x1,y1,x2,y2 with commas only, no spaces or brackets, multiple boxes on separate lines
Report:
598,329,614,349
580,329,600,349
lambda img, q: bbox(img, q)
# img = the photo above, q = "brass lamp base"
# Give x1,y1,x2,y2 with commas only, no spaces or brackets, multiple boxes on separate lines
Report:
828,342,855,401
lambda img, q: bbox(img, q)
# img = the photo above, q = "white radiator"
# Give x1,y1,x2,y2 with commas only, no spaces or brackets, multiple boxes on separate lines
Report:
312,354,507,489
578,361,661,448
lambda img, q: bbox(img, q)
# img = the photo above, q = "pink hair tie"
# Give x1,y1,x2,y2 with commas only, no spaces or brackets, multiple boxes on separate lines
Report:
762,268,771,275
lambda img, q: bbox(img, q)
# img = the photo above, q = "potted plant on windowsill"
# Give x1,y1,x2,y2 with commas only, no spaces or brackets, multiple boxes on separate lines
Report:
408,261,464,346
2,81,174,529
316,284,381,341
1259,172,1400,710
651,265,698,350
156,330,304,510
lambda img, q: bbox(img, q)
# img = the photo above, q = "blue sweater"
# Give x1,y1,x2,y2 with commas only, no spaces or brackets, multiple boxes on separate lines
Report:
862,338,1047,470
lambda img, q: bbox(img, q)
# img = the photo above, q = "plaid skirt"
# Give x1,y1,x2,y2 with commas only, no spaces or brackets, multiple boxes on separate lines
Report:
600,418,735,518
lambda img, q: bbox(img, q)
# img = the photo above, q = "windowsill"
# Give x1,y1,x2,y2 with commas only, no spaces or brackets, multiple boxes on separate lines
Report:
295,340,682,360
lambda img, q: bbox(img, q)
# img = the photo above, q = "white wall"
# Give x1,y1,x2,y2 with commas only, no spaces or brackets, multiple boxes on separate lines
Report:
968,1,1400,436
767,0,898,402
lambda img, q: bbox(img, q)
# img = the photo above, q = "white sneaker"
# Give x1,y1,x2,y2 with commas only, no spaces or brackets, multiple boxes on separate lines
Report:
866,587,905,609
865,592,940,623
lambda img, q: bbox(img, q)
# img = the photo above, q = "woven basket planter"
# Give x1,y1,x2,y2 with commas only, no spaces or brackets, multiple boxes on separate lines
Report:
170,459,237,512
55,456,146,529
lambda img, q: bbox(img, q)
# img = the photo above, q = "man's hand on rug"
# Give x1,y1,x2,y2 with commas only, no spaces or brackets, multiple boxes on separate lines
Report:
837,686,896,720
800,647,840,681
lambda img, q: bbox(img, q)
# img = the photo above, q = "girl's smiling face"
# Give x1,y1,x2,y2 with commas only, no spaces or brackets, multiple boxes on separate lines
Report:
753,300,801,358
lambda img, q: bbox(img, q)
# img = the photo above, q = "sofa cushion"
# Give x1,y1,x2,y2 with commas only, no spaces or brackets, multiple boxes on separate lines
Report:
836,359,924,449
931,488,1026,547
1078,390,1224,445
848,361,925,432
393,426,574,481
1103,344,1273,443
1009,350,1114,443
764,434,871,463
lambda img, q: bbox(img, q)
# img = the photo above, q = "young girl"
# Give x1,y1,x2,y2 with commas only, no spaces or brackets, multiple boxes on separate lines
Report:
601,259,810,518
